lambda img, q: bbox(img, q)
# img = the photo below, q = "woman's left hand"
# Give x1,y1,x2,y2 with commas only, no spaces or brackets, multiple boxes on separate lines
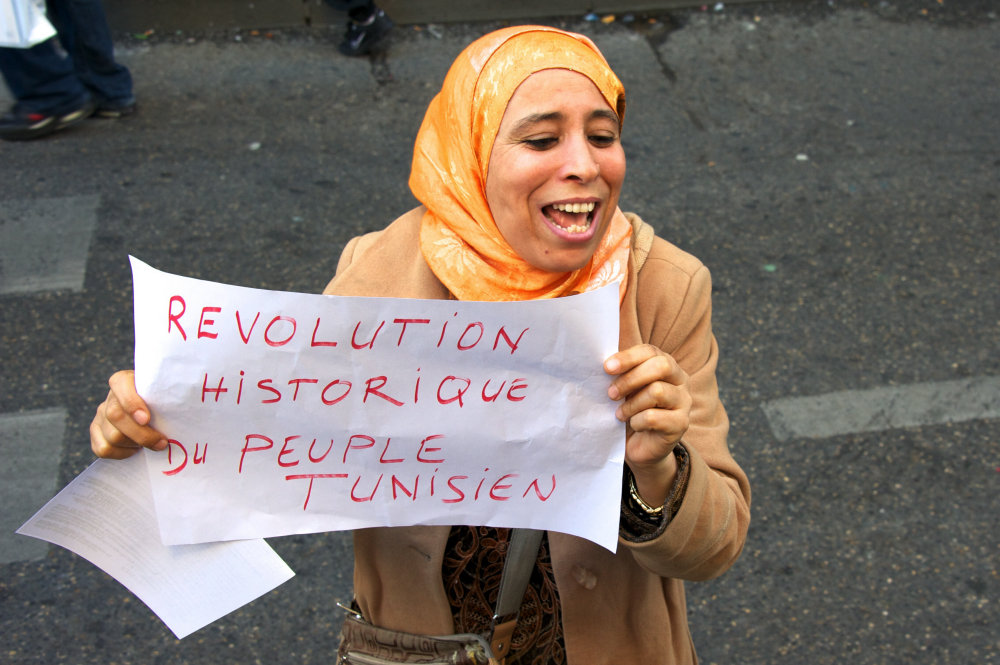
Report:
605,344,692,508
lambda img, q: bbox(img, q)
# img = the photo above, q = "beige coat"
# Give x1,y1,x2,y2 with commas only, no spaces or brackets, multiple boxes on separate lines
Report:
324,207,751,665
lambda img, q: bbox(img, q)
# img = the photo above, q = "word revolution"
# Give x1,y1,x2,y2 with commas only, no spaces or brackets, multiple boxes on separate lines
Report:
166,296,530,355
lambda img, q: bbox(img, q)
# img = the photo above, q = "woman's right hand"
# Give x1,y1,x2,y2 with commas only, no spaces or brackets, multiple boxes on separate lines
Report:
90,370,168,459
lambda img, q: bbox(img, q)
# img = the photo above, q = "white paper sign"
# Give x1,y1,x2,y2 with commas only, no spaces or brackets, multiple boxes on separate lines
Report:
131,257,625,551
17,453,295,639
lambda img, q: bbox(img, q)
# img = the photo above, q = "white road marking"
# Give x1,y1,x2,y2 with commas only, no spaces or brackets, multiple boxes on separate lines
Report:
0,195,100,295
761,376,1000,441
0,408,67,563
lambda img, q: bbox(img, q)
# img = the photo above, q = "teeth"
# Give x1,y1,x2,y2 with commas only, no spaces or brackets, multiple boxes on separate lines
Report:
544,202,596,234
552,202,596,213
562,222,591,234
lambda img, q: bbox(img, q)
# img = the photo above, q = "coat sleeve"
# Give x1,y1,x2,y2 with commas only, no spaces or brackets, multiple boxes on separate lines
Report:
624,255,751,582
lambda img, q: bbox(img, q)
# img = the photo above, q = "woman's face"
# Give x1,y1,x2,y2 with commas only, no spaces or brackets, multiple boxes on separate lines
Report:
485,69,626,274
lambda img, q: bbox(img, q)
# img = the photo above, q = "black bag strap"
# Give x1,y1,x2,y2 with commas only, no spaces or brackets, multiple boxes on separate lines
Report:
488,528,543,662
495,529,544,616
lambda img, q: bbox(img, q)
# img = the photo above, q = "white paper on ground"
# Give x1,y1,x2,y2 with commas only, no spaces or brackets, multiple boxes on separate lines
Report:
16,452,295,639
130,257,625,551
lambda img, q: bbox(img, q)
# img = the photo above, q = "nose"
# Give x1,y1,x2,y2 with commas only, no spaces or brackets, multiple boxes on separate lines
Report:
559,133,600,183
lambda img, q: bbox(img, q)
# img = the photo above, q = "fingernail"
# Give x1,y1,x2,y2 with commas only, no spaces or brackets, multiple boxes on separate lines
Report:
615,406,624,421
153,439,168,451
605,358,620,373
608,385,620,400
133,410,150,426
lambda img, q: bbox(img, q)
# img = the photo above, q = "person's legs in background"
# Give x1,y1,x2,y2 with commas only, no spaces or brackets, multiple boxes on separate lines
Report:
326,0,393,57
46,0,134,116
0,39,96,140
0,0,133,140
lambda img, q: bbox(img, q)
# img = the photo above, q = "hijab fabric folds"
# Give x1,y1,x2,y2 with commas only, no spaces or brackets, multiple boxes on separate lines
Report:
411,26,633,302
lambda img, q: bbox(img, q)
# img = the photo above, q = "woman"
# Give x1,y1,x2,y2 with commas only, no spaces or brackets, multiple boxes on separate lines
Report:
91,26,750,664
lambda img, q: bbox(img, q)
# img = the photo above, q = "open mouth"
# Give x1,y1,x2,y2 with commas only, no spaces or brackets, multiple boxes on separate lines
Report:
541,201,598,237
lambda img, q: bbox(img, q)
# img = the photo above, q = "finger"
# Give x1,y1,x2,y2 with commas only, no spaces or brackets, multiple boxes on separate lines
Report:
95,398,148,451
90,413,142,460
617,380,690,422
109,370,150,425
103,392,168,451
604,344,660,376
609,353,686,401
97,397,142,448
627,406,690,439
105,372,168,451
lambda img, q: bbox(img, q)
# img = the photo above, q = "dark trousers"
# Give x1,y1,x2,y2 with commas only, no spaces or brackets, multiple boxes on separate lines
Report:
0,0,132,114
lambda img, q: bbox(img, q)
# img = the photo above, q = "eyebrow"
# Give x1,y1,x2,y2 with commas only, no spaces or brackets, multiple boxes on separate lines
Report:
510,109,620,134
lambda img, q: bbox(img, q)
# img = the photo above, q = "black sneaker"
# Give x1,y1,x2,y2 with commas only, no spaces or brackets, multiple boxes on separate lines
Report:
0,98,97,141
339,8,393,57
95,97,137,119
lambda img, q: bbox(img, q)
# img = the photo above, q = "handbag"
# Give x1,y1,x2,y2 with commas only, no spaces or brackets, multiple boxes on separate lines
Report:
0,0,56,49
337,529,544,665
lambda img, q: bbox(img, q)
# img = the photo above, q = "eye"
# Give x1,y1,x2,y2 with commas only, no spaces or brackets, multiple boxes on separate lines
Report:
524,137,558,150
589,133,618,148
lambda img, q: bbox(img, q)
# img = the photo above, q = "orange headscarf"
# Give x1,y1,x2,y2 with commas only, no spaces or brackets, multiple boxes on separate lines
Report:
410,26,633,302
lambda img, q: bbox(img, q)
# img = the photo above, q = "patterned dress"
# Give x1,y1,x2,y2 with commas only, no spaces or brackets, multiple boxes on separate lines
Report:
442,527,565,664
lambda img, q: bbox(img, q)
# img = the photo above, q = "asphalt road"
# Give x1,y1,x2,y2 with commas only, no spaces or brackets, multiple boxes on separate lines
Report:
1,1,998,663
